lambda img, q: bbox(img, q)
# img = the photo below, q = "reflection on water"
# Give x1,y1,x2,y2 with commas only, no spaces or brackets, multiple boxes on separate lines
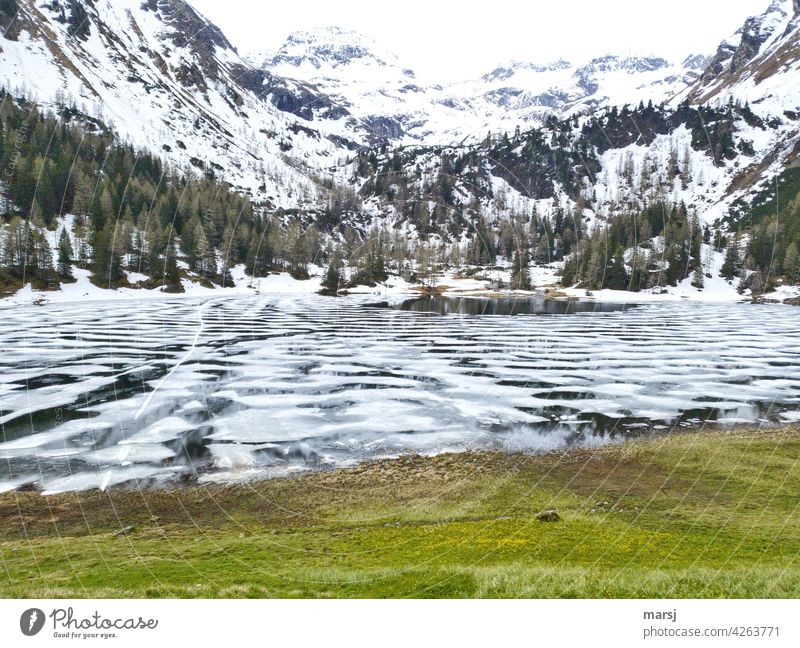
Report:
0,295,799,493
386,295,632,316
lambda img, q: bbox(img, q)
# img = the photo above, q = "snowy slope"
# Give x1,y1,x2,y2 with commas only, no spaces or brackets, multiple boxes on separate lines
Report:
0,0,363,207
252,27,489,145
448,54,707,138
2,0,799,245
671,0,800,217
253,27,708,146
681,0,800,108
351,0,800,235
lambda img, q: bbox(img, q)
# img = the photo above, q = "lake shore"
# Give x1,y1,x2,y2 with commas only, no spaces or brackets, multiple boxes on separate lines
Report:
2,425,799,598
5,266,799,308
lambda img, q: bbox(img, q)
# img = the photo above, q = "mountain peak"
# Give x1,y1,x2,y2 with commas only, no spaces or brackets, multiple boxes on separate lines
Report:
481,59,572,82
262,26,401,71
689,0,798,95
682,53,711,70
579,54,671,74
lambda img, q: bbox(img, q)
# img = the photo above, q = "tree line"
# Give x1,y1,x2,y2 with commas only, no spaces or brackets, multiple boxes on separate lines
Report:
0,92,324,292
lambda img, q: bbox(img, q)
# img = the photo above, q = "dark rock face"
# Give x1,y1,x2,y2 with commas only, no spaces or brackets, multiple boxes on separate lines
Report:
65,0,92,41
362,115,404,140
482,65,517,82
142,0,235,87
699,42,738,85
572,55,669,98
682,53,710,70
482,87,523,108
480,59,571,83
528,89,573,110
231,64,349,121
144,0,233,53
699,2,788,86
580,55,669,75
32,0,92,41
574,70,600,96
730,17,773,73
0,0,19,39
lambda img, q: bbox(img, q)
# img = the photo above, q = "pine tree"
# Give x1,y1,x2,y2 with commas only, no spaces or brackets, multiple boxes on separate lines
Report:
607,246,627,290
586,230,607,290
691,266,704,290
510,249,531,290
321,253,342,295
129,228,145,272
164,237,180,288
783,243,799,283
57,227,73,279
146,225,164,279
72,214,89,265
2,217,24,273
689,216,702,268
29,227,54,282
92,221,123,286
372,248,387,283
194,221,214,276
561,256,577,287
721,238,741,281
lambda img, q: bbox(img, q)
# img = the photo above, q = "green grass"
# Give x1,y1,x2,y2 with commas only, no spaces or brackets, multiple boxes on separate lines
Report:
1,427,799,598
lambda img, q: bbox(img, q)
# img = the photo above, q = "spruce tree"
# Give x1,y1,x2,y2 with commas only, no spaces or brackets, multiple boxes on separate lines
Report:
607,247,627,290
164,238,181,289
511,250,531,290
321,253,342,295
29,227,54,284
691,266,704,290
57,227,73,279
721,239,741,281
560,256,577,287
783,243,799,283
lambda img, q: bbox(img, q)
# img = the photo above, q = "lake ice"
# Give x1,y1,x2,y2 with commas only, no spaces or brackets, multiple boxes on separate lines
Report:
0,295,798,493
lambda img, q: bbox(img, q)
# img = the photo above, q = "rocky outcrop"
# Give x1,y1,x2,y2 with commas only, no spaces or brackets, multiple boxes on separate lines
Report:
536,509,561,523
363,115,404,140
0,0,19,39
698,0,790,86
230,64,348,121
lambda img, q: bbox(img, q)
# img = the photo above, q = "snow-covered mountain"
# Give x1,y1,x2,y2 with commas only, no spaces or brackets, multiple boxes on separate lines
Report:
2,0,799,239
253,26,708,145
448,54,707,136
348,0,800,238
671,0,800,217
684,0,800,106
251,27,481,145
0,0,367,207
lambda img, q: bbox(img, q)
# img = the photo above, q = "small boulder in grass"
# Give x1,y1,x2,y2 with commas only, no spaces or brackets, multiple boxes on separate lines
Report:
536,509,561,523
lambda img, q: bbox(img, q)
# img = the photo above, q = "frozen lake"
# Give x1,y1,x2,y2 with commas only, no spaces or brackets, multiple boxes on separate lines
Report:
1,295,799,493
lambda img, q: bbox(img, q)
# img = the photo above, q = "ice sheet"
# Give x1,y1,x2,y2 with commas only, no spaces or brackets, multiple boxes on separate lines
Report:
2,295,799,492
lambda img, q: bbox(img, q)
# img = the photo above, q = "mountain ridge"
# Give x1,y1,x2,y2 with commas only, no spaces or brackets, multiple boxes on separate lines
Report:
255,24,711,145
1,0,799,249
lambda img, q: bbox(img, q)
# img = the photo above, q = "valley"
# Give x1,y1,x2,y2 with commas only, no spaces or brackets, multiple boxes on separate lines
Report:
1,0,799,494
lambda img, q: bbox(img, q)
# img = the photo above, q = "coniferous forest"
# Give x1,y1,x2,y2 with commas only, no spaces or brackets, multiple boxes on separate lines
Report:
2,89,800,296
0,92,323,293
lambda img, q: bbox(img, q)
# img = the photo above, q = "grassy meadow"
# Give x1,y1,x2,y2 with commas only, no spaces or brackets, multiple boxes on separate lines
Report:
1,427,799,598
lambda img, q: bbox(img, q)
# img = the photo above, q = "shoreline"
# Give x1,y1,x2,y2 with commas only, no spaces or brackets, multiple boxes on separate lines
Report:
2,425,799,598
4,268,799,307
